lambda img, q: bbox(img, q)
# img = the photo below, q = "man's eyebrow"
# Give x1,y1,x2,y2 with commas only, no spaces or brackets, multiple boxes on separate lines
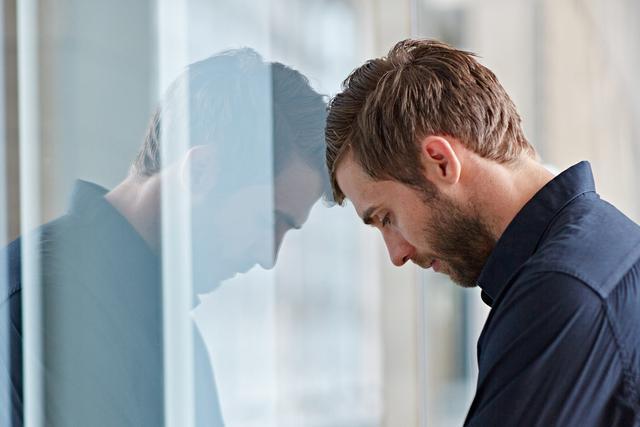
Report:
362,206,379,226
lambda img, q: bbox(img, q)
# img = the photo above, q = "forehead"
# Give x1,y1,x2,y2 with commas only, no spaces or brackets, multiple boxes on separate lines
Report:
274,156,324,225
335,155,401,217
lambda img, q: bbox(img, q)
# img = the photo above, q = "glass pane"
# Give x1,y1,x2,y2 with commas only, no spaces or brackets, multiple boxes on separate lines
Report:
5,1,408,426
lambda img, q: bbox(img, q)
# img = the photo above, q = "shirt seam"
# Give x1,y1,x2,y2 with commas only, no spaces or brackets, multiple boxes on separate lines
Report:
604,278,640,411
527,264,604,299
606,307,640,412
490,262,603,312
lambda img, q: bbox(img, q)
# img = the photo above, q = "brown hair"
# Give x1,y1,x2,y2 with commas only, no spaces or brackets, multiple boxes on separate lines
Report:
325,39,536,204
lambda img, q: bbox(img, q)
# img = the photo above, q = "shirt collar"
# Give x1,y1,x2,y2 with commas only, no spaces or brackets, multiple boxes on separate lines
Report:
476,161,596,307
67,179,159,266
68,179,110,218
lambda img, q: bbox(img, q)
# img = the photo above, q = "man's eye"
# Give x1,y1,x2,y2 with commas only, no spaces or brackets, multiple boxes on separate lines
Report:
381,214,391,227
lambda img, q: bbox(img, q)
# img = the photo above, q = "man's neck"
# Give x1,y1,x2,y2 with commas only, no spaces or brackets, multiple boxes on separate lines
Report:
469,156,555,241
105,174,162,253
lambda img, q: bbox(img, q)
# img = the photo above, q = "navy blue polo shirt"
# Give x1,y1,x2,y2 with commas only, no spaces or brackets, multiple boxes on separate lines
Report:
465,161,640,426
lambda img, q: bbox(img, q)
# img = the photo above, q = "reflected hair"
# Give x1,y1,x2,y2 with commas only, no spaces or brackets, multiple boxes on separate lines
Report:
325,39,536,204
132,48,330,195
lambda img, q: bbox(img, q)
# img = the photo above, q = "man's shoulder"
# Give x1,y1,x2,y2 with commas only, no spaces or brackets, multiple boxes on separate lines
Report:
1,214,81,304
479,268,609,376
527,194,640,298
474,265,629,427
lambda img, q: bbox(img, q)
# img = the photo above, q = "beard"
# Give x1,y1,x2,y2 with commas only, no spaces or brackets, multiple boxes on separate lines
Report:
420,188,497,288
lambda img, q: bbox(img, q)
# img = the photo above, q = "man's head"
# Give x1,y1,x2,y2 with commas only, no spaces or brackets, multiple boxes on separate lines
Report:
326,39,538,287
131,48,329,285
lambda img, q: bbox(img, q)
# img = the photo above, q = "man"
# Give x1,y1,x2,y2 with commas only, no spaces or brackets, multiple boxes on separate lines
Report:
325,39,640,426
1,48,328,426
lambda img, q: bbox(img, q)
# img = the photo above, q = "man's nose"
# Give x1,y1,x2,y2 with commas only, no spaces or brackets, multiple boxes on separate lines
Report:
382,231,415,267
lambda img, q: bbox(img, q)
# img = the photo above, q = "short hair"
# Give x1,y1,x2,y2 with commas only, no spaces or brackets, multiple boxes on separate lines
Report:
325,39,536,204
132,48,330,194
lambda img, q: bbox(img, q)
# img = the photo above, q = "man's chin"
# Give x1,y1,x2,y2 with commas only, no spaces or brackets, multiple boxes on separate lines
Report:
191,262,244,295
447,268,480,289
430,259,479,289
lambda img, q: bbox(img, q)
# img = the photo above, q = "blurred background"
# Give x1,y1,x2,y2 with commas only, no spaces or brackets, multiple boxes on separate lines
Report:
1,0,639,426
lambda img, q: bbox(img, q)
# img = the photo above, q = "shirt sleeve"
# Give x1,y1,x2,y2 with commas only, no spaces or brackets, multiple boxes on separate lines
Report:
464,270,634,427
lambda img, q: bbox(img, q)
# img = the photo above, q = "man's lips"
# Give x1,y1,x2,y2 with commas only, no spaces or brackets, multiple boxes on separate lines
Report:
416,258,440,272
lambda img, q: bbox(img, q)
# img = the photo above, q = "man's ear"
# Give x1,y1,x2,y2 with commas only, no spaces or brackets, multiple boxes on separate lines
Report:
420,135,461,186
180,145,217,199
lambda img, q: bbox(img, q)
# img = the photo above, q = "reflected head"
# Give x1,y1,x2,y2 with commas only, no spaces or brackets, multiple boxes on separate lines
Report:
132,48,330,196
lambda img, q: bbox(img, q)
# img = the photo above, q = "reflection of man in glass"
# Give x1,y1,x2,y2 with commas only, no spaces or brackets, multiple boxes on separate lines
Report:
1,48,328,426
326,39,640,425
